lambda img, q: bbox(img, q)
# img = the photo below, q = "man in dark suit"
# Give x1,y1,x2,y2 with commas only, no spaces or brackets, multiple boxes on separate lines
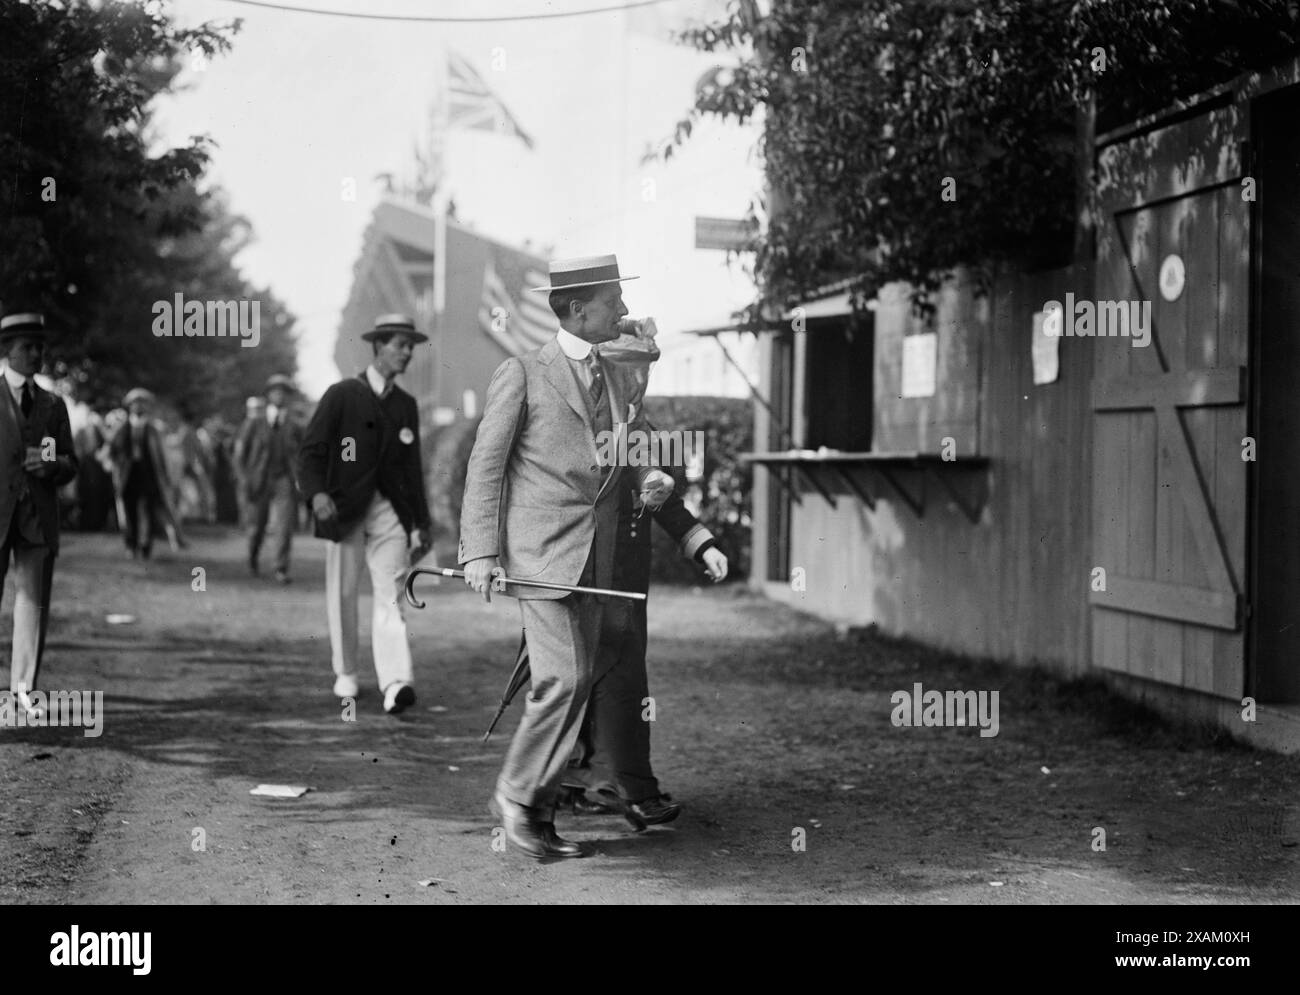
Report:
107,388,178,559
236,374,303,583
459,255,673,859
297,314,432,715
0,311,78,719
561,481,727,826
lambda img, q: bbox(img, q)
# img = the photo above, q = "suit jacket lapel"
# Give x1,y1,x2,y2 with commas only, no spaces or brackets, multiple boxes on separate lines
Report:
30,387,52,439
541,338,594,435
0,379,20,442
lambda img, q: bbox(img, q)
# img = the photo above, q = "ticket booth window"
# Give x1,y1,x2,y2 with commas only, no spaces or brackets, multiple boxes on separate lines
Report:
803,314,873,451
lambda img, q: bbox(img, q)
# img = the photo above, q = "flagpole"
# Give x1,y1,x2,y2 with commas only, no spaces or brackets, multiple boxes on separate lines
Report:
429,43,450,409
432,45,449,302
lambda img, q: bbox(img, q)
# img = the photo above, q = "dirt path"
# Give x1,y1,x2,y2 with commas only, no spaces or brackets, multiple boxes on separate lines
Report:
2,525,1298,904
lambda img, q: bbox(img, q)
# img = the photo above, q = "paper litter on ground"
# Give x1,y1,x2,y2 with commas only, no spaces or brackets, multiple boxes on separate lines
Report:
250,784,312,798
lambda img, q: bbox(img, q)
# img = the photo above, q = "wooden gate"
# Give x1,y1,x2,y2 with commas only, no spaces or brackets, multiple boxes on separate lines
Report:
1090,101,1250,698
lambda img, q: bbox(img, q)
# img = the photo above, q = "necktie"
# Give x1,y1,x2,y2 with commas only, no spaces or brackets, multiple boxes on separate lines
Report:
20,381,32,417
586,355,605,406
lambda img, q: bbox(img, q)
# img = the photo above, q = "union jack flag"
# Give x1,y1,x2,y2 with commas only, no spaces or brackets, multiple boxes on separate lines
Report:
447,51,535,150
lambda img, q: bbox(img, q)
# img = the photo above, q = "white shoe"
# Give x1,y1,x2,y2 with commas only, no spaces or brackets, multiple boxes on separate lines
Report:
16,690,45,720
383,682,416,715
333,675,359,699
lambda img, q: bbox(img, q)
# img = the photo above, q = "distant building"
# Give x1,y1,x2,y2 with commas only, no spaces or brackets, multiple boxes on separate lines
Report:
336,197,551,431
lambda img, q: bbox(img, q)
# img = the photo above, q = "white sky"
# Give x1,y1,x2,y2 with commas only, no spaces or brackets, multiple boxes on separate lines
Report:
153,0,761,397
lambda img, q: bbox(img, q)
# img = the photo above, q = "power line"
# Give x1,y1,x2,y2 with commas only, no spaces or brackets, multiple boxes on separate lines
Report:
217,0,678,23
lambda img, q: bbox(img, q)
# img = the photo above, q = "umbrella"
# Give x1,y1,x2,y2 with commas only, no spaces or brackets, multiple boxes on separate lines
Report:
484,632,531,742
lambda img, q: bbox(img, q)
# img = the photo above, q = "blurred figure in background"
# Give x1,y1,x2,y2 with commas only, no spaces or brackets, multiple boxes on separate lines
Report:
107,388,182,559
232,395,266,528
71,407,114,531
172,404,215,524
203,414,241,525
236,375,301,582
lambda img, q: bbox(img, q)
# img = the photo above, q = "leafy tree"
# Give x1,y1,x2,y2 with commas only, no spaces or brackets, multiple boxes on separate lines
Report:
1,0,295,418
74,182,299,420
668,0,1300,311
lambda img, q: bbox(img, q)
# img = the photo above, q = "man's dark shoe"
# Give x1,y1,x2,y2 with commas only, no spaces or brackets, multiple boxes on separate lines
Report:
538,822,585,858
491,791,586,859
629,794,682,826
559,785,618,816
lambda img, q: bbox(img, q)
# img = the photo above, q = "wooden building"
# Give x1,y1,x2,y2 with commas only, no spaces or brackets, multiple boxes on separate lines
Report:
746,58,1300,751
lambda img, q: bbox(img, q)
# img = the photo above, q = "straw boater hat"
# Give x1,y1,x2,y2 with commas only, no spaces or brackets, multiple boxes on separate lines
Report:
123,388,155,407
362,313,429,343
0,312,49,341
529,254,639,293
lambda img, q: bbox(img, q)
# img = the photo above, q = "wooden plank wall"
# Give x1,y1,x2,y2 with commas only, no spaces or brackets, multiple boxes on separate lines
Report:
873,273,983,455
769,264,1095,674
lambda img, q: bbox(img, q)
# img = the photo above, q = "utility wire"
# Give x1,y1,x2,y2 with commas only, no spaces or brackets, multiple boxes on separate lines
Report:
218,0,678,23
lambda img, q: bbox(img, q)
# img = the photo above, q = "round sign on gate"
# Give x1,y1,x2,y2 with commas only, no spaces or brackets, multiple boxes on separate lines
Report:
1159,254,1185,302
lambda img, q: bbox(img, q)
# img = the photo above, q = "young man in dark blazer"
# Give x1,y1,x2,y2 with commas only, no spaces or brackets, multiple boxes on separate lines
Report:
0,312,79,719
297,314,432,715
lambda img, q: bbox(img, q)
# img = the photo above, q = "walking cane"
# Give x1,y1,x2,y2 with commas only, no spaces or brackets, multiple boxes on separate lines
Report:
403,567,646,741
403,566,647,608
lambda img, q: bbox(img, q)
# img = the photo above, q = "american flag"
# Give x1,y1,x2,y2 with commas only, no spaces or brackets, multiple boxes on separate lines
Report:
447,51,535,150
478,256,554,356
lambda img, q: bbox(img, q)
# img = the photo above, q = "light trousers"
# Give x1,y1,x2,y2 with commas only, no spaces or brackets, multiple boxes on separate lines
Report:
0,535,53,694
324,494,413,691
498,593,602,813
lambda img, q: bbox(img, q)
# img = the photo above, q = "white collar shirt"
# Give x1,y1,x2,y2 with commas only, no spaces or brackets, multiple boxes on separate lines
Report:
556,328,598,389
365,365,391,398
2,364,30,408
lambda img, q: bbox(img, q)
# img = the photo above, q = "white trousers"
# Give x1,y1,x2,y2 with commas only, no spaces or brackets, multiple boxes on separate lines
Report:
324,494,414,691
3,545,47,693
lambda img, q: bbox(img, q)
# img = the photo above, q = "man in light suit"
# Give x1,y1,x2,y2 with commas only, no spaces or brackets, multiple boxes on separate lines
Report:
298,315,432,715
0,312,78,719
236,374,302,583
459,255,673,859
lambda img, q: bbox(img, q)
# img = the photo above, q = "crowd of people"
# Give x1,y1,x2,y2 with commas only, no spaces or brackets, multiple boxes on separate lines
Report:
3,256,730,862
62,389,293,547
